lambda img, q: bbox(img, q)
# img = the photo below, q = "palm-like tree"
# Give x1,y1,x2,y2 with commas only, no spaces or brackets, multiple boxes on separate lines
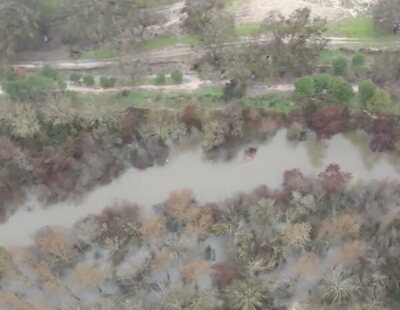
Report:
0,1,37,65
320,266,361,305
224,280,272,310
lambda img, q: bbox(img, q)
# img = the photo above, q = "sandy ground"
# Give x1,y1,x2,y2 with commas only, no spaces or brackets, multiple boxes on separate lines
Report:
234,0,377,24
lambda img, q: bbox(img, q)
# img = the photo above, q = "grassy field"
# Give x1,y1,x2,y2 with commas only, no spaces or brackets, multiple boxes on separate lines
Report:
235,23,261,36
240,94,295,113
326,16,397,40
143,36,197,50
110,87,225,109
80,48,119,59
40,0,65,9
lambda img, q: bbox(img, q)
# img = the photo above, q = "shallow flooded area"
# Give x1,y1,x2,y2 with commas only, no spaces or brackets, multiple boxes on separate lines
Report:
1,130,400,246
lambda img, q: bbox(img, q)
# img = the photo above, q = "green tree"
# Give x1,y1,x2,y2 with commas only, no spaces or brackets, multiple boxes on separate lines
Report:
358,79,377,105
371,51,400,85
0,1,38,66
326,76,353,104
352,54,365,67
41,64,58,80
83,75,95,87
312,74,331,94
171,70,183,84
367,88,392,111
183,0,235,78
2,75,57,101
65,0,158,46
99,76,117,89
332,56,348,75
183,0,234,46
153,73,166,85
294,76,315,98
373,0,400,33
261,8,328,77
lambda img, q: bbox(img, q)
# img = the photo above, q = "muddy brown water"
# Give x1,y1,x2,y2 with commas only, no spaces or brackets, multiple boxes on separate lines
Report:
1,130,399,246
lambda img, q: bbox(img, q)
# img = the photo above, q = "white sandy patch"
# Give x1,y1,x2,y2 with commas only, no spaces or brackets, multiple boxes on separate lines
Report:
234,0,377,24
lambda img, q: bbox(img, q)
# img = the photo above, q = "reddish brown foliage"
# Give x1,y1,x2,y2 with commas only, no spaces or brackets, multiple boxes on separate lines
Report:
119,108,140,137
0,136,16,160
14,66,26,79
211,262,236,287
318,164,351,192
370,133,395,152
283,169,308,192
36,152,75,187
308,105,346,139
180,105,201,130
371,115,394,135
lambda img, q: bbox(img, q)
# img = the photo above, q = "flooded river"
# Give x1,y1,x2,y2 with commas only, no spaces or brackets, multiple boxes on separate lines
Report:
1,130,400,246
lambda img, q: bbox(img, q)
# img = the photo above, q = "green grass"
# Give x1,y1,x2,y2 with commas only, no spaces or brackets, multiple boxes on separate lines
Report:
144,36,197,50
326,16,388,39
317,49,347,66
115,88,224,109
240,95,295,113
193,86,223,98
80,48,118,59
235,23,261,36
40,0,65,9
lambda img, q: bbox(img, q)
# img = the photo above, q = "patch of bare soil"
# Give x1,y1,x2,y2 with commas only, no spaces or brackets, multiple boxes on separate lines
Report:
234,0,377,24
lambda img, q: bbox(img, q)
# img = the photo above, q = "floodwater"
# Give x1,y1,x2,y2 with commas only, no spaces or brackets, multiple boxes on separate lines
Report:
1,130,400,246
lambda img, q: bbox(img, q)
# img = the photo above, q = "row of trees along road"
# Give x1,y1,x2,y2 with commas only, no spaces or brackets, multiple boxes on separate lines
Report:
183,0,327,98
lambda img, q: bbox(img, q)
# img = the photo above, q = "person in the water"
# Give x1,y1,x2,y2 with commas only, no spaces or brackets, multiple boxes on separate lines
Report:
245,147,257,160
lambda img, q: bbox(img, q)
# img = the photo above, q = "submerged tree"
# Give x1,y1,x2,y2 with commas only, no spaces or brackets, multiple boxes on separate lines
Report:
319,266,361,305
224,280,272,310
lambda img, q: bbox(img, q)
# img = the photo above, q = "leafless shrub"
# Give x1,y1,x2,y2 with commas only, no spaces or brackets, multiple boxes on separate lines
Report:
34,228,74,266
71,263,104,288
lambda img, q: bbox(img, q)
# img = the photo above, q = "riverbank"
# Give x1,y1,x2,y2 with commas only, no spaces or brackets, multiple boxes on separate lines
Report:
0,99,399,220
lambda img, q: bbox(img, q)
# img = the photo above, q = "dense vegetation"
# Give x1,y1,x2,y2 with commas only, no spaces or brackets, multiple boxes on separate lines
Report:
1,1,400,309
2,166,400,309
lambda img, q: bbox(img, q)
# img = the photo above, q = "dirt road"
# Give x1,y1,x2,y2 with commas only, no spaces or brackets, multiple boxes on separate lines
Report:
13,35,400,73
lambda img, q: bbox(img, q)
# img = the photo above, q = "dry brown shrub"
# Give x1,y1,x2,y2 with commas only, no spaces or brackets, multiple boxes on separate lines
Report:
281,223,311,247
330,240,365,266
283,169,308,192
379,208,399,231
185,207,215,236
72,263,104,288
150,250,171,271
0,247,13,273
35,228,73,265
139,215,167,243
166,189,194,220
0,136,16,160
35,262,67,293
0,291,32,310
259,117,278,135
318,214,360,242
211,262,236,287
29,299,54,310
97,201,139,242
288,252,320,280
181,260,212,283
